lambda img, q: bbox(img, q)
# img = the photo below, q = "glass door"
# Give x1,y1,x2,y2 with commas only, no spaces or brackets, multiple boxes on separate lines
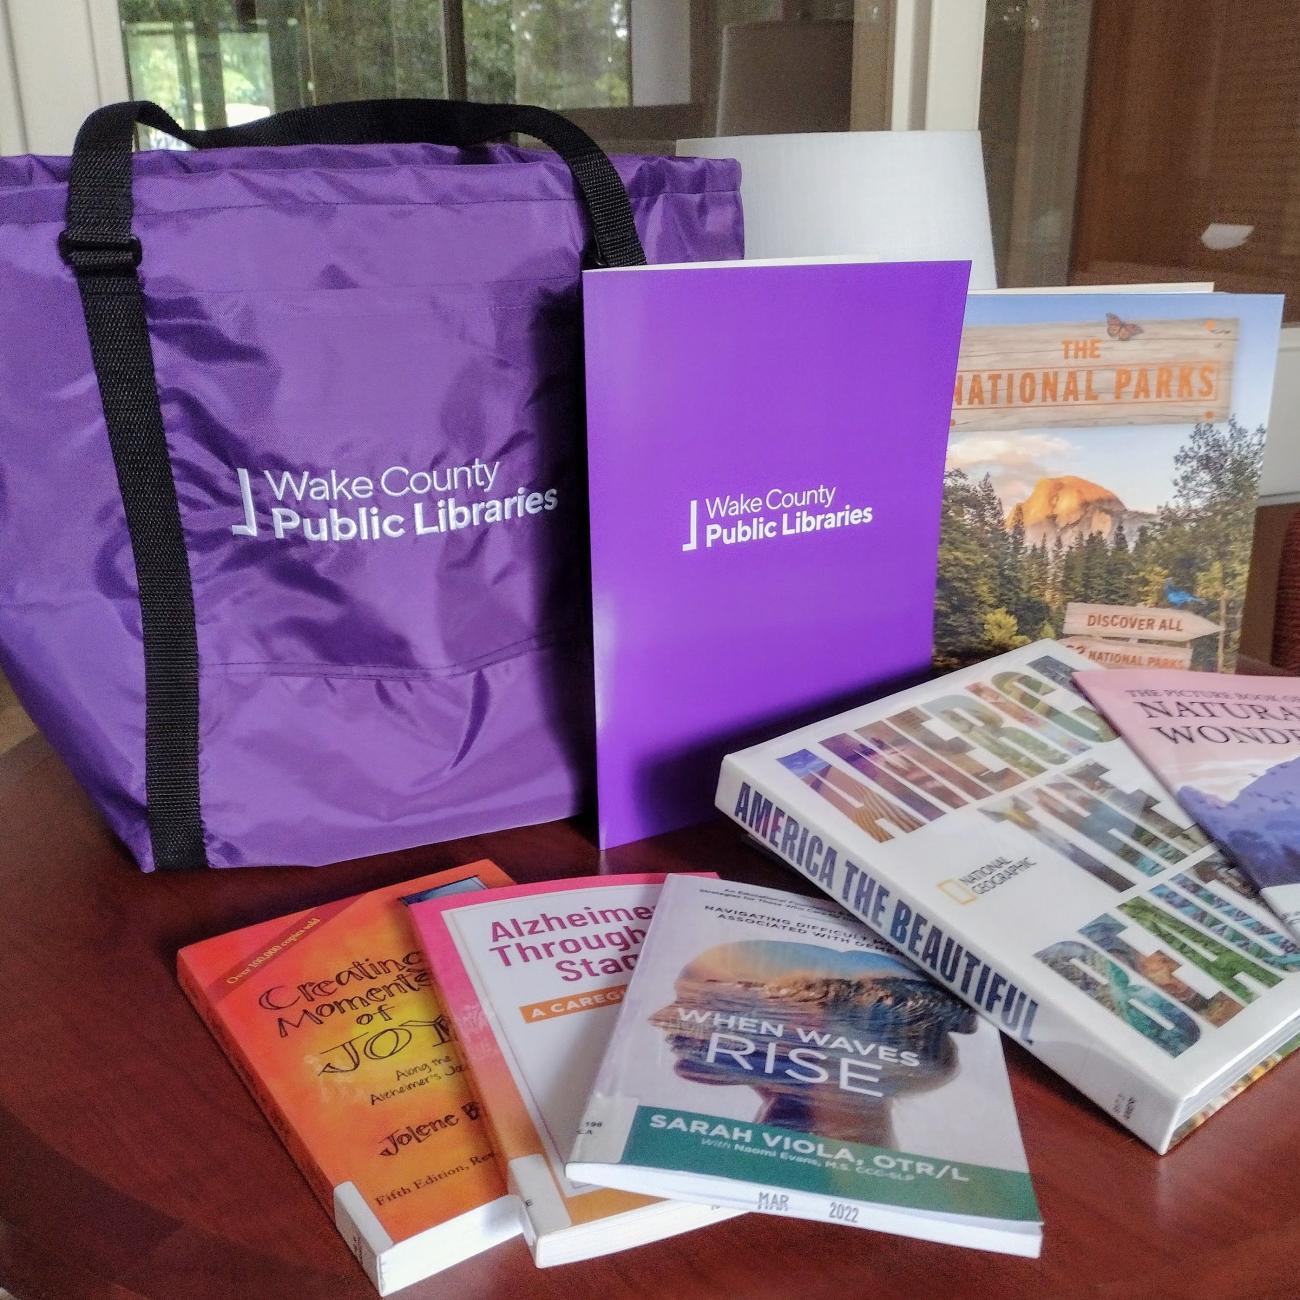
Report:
113,1,894,154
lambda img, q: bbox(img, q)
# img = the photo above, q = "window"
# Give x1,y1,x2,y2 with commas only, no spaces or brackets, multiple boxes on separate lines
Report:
96,0,1300,325
979,0,1300,322
117,1,889,155
119,1,635,138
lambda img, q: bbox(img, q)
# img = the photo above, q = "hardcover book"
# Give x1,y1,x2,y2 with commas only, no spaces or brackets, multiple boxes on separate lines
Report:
568,876,1041,1257
407,874,739,1266
936,291,1283,673
716,641,1300,1153
1076,669,1300,940
583,256,971,848
176,862,519,1296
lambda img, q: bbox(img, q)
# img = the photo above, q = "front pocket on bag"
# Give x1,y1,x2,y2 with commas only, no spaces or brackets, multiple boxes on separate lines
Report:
144,276,586,680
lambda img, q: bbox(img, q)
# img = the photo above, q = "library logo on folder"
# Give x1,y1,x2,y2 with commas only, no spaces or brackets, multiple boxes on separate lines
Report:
679,488,874,553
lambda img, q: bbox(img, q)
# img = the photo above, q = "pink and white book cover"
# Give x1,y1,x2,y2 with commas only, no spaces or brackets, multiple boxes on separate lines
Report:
1076,669,1300,937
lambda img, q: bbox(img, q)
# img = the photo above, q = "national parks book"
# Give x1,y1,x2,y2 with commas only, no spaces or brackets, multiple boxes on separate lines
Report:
176,862,519,1296
583,256,970,848
407,874,739,1266
716,641,1300,1154
937,290,1283,673
568,876,1040,1256
1076,669,1300,941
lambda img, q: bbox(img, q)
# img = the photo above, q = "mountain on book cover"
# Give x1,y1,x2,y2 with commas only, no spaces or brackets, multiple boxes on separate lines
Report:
1077,669,1300,940
1180,755,1300,890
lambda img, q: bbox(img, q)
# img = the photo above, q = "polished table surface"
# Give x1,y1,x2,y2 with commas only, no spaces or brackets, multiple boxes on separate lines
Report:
2,733,1300,1300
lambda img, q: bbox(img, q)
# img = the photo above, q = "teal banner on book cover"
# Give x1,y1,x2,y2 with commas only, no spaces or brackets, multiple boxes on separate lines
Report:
620,1105,1039,1220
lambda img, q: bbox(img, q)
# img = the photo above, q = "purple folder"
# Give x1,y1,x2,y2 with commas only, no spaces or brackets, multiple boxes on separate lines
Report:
583,258,970,848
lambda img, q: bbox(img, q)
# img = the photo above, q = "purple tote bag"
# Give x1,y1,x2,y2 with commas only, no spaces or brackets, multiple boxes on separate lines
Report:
0,99,742,871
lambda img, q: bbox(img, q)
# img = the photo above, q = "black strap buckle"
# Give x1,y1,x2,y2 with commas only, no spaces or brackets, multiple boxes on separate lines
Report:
58,229,143,273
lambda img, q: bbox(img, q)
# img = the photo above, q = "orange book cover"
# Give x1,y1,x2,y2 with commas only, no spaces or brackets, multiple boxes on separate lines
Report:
176,861,520,1296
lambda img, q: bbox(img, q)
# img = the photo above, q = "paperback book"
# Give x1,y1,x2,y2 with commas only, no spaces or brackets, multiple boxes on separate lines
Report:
176,862,519,1297
1076,669,1300,941
568,875,1041,1257
583,256,970,848
717,641,1300,1153
937,290,1283,673
407,874,738,1266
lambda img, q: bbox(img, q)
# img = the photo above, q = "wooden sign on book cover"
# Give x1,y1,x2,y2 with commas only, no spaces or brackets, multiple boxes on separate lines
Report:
176,861,519,1296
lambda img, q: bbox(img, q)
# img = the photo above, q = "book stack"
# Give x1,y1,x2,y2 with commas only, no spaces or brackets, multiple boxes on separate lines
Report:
180,863,1043,1292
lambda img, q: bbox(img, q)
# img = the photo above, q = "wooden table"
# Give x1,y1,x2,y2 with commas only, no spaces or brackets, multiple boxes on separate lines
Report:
2,734,1299,1300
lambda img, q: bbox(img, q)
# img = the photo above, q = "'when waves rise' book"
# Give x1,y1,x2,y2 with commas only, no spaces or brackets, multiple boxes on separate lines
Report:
177,862,520,1296
1076,670,1300,941
408,874,739,1266
717,642,1300,1153
568,876,1040,1256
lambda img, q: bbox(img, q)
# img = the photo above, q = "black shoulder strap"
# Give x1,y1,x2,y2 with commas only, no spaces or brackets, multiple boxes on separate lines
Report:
61,98,646,870
62,103,207,871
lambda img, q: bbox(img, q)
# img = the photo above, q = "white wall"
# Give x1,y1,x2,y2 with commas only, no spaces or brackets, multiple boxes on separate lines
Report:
1261,328,1300,504
630,0,690,106
0,0,128,154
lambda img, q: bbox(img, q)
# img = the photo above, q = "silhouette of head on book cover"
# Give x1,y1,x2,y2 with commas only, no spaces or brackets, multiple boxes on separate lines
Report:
651,940,976,1145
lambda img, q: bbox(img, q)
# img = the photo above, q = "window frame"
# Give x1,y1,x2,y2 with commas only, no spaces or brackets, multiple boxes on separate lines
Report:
1,0,987,155
0,0,128,154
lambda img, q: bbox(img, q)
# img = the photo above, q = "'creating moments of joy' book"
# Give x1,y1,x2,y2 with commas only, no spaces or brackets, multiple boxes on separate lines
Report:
568,875,1041,1257
176,862,519,1296
1076,670,1300,941
407,874,739,1267
717,641,1300,1154
583,256,971,849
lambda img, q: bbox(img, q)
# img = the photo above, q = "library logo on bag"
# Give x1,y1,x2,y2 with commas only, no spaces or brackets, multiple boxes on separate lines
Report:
227,458,560,545
679,483,873,553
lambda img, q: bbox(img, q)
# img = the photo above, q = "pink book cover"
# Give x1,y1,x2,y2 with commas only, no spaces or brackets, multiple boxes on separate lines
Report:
405,872,732,1265
1076,669,1300,938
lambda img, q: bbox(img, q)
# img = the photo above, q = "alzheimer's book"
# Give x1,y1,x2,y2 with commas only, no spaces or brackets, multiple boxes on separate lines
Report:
568,876,1040,1257
176,862,518,1297
937,290,1282,673
583,256,970,848
716,641,1300,1153
407,874,738,1266
1077,669,1300,940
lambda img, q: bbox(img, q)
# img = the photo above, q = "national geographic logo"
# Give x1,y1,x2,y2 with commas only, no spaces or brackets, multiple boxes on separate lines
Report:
939,856,1033,903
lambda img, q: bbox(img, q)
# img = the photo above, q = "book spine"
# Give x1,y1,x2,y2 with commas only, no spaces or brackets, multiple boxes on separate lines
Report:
715,756,1181,1153
176,954,383,1279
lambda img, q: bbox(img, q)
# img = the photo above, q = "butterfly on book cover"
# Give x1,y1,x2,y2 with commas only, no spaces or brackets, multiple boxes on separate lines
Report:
1106,312,1144,342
